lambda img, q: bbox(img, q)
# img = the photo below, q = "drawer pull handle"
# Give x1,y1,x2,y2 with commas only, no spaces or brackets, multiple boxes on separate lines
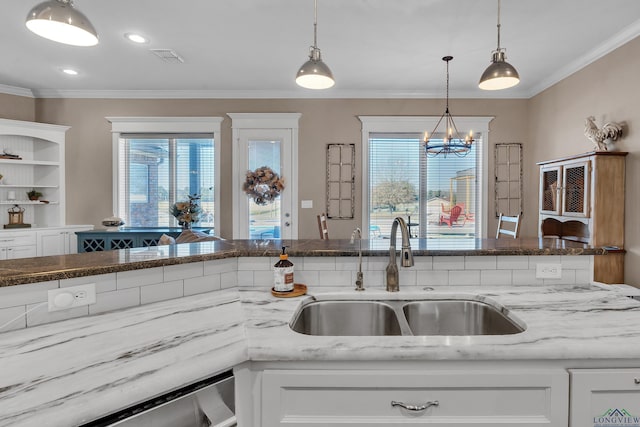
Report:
635,378,640,385
391,400,439,412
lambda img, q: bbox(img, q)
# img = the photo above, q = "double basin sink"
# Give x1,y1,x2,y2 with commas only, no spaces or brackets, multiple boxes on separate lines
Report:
290,295,525,336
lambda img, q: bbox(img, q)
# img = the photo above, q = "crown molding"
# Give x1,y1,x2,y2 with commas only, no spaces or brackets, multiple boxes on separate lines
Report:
526,19,640,97
0,84,35,98
28,88,529,100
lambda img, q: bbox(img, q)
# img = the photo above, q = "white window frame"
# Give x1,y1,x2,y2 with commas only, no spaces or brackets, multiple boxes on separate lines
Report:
359,116,493,238
107,117,223,233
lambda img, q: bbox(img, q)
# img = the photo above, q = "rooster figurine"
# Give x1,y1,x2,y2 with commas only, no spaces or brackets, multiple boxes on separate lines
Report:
584,116,623,151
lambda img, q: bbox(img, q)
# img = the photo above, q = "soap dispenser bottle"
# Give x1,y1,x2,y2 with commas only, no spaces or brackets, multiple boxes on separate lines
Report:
273,246,294,292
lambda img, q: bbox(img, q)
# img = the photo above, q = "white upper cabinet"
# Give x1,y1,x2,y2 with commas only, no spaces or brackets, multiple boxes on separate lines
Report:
0,118,68,228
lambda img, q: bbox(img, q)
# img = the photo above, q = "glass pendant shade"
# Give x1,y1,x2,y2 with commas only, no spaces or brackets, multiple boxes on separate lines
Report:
479,50,520,90
26,0,98,47
296,48,335,89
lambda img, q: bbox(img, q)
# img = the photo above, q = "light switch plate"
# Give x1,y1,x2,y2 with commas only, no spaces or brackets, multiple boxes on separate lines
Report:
536,263,562,279
48,283,96,312
301,200,313,209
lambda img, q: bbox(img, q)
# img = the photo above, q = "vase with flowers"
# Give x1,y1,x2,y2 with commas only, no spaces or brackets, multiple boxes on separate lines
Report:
170,194,201,229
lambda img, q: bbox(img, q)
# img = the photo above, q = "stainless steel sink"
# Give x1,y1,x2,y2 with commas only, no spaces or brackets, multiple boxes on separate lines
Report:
289,297,525,336
402,300,524,335
290,300,402,336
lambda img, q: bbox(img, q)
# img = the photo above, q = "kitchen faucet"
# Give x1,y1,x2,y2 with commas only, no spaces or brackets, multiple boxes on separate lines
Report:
386,217,414,292
350,227,365,291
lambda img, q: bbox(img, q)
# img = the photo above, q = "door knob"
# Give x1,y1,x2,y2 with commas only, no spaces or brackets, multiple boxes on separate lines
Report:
285,222,290,227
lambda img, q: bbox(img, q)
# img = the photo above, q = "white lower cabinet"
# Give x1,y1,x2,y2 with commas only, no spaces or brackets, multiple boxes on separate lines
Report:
569,368,640,427
0,231,37,259
36,226,92,256
260,368,569,426
0,226,92,258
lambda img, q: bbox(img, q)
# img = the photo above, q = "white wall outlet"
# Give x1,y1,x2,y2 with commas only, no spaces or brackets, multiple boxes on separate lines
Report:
536,263,562,279
301,200,313,209
48,283,96,312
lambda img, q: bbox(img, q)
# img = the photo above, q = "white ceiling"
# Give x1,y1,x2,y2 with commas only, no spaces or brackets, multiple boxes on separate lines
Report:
1,0,640,99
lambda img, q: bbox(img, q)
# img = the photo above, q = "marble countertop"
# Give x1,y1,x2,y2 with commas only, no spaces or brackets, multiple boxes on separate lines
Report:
0,289,247,427
0,237,605,287
242,284,640,361
2,283,640,426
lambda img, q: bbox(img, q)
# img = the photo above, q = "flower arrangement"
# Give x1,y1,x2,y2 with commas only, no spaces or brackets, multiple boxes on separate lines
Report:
242,166,285,205
170,194,202,227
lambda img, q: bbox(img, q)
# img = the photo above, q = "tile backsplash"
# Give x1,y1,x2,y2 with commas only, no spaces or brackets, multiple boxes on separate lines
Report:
0,254,593,332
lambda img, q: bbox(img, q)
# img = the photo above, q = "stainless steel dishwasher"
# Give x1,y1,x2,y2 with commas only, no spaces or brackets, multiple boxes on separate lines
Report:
82,370,235,427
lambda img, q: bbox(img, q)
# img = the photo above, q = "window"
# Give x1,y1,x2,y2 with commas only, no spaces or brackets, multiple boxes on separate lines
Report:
360,116,492,240
108,117,222,233
118,136,215,228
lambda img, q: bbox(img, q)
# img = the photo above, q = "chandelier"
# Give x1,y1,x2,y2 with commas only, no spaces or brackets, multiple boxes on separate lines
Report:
424,56,474,158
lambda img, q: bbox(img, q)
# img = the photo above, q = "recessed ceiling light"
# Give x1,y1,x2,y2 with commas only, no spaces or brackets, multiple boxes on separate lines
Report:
62,68,78,76
125,33,149,44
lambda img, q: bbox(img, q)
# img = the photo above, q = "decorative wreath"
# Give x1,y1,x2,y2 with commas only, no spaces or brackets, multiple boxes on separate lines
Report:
243,166,285,205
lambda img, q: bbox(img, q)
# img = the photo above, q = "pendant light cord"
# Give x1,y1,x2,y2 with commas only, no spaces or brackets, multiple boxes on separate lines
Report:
313,0,318,48
445,57,450,112
496,0,502,50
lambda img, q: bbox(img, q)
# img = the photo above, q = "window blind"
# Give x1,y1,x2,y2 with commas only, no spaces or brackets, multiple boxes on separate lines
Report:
117,136,215,228
368,132,480,239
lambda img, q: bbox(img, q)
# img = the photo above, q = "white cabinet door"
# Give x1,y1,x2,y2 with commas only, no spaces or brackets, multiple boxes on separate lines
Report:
37,230,66,256
569,368,640,427
37,226,93,256
262,369,569,426
0,231,37,259
6,245,37,259
65,226,93,254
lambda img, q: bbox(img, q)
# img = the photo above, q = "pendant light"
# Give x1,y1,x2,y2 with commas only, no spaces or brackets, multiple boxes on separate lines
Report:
478,0,519,90
295,0,335,89
424,56,474,158
26,0,99,47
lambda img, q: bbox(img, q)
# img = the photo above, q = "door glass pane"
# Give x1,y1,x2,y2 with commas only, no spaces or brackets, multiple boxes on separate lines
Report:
248,139,281,239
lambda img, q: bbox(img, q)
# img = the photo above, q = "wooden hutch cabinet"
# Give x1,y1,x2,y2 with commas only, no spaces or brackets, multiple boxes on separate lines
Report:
538,151,627,284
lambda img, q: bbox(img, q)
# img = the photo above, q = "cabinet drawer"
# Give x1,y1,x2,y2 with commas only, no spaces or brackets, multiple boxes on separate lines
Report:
262,369,568,426
569,368,640,427
0,231,36,247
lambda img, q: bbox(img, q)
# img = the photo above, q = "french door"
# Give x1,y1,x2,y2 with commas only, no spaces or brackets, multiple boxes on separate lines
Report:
230,114,300,240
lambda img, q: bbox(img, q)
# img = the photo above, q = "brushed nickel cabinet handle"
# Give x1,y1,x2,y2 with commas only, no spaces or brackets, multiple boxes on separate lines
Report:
391,400,439,412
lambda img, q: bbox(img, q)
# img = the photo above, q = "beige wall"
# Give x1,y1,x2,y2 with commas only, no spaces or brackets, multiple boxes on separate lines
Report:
0,93,35,122
528,36,640,285
33,98,528,240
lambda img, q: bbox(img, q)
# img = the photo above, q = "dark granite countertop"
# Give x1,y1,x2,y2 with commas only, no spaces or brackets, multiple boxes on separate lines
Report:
0,238,606,287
